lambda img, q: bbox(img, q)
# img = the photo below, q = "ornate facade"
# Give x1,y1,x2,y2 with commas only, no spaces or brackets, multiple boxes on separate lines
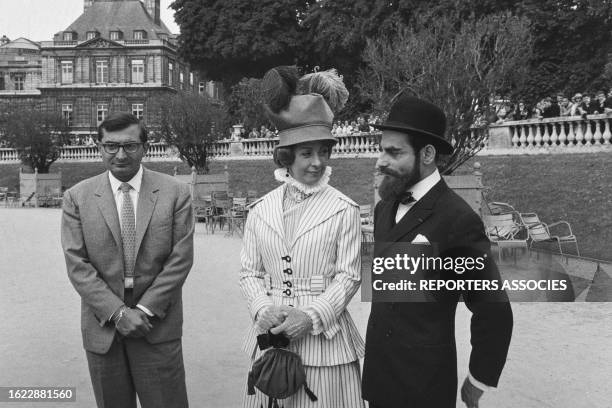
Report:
0,36,42,111
37,0,200,138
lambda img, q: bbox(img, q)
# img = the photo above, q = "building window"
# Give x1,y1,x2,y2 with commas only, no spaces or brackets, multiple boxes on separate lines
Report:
86,31,98,41
198,81,205,95
131,60,144,84
168,62,173,86
132,103,144,119
62,32,74,41
110,31,122,41
97,104,108,125
133,30,146,40
62,104,73,126
96,60,108,83
13,74,24,91
0,76,5,91
189,72,194,86
179,72,184,90
61,61,73,84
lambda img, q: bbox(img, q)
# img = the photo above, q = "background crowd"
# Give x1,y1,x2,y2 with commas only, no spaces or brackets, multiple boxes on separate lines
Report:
493,88,612,123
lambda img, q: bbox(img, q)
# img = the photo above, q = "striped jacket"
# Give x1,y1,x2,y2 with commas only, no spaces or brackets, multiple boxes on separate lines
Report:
239,184,365,366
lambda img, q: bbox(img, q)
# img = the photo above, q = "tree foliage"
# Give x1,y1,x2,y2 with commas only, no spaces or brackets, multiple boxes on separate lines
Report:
170,0,309,86
154,93,229,174
226,77,265,131
0,108,70,173
171,0,612,119
358,13,534,174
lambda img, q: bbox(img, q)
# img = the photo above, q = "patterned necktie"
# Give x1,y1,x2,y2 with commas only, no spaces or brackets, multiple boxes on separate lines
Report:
120,182,136,288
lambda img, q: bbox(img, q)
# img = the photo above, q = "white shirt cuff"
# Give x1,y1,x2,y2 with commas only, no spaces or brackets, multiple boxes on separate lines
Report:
136,304,154,317
468,372,493,391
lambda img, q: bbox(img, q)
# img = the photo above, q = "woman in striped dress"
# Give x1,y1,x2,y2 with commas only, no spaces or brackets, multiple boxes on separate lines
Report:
239,66,364,408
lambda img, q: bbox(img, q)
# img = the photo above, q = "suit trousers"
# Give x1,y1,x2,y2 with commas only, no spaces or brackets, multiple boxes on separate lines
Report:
86,335,188,408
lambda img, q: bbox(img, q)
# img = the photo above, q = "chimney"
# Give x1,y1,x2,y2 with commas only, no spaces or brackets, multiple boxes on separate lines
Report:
84,0,94,13
144,0,160,25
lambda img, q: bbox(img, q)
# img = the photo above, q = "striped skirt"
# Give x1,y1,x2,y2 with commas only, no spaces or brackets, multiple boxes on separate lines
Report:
243,361,364,408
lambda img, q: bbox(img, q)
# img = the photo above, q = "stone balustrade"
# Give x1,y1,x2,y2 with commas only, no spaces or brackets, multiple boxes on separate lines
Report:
2,119,612,165
487,114,612,153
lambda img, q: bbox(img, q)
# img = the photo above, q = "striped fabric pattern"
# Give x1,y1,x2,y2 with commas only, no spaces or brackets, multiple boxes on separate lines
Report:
243,361,365,408
239,184,365,367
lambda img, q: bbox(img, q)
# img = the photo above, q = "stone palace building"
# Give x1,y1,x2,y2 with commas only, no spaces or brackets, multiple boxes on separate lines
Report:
1,0,220,140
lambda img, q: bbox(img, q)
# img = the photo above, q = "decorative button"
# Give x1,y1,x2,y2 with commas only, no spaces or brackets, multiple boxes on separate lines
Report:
283,268,293,275
283,289,292,296
283,280,293,288
282,255,291,262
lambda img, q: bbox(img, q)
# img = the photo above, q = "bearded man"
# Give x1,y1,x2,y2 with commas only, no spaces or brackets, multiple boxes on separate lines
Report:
362,96,513,408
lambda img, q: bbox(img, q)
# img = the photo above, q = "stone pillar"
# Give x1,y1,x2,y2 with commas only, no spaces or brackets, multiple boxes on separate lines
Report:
487,125,513,149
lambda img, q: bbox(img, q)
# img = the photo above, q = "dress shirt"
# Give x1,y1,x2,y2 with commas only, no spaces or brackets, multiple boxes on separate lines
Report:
395,168,441,223
108,166,154,318
393,168,491,392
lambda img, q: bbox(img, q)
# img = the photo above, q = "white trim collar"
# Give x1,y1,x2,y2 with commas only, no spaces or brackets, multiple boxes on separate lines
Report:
274,166,332,195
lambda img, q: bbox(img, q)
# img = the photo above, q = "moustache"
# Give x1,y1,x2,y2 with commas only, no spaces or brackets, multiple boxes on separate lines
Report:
378,169,402,178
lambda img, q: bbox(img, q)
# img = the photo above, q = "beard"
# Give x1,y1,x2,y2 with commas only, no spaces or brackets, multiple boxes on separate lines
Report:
378,164,421,202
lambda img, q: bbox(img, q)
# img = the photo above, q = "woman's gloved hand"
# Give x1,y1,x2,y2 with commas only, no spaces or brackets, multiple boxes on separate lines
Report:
269,306,313,340
256,306,287,332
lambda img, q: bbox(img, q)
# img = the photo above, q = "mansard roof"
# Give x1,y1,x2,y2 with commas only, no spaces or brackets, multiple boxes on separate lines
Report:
59,0,173,41
0,37,40,50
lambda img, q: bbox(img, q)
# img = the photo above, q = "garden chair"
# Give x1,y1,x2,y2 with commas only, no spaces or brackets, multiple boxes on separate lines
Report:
360,204,375,250
246,190,259,204
520,213,579,256
0,187,7,206
359,204,373,226
483,213,528,261
226,197,248,237
193,193,215,232
211,191,232,233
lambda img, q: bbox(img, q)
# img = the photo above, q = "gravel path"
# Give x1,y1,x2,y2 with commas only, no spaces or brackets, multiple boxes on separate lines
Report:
0,209,610,407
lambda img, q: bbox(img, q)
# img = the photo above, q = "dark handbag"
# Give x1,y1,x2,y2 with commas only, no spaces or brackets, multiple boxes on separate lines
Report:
247,332,317,408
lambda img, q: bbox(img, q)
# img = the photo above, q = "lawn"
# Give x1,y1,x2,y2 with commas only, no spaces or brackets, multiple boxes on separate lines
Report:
1,152,610,260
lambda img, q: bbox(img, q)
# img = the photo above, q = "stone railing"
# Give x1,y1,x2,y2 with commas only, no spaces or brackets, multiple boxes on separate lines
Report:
486,114,612,153
3,121,611,165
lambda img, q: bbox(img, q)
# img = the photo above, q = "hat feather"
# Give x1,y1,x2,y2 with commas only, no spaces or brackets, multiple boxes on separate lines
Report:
261,66,299,113
298,68,349,113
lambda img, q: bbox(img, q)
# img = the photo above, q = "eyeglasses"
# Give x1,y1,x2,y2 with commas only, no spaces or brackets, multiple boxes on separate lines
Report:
99,142,143,154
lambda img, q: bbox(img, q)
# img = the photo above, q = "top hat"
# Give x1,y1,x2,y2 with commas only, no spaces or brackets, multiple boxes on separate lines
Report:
266,94,337,149
373,96,453,154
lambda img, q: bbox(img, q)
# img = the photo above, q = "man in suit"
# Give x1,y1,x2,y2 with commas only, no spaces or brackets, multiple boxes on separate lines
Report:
362,96,513,408
61,113,194,408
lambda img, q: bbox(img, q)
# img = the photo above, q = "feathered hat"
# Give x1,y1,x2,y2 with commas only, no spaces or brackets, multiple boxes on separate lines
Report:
261,66,348,149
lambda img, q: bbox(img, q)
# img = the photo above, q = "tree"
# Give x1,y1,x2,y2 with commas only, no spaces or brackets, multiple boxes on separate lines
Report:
0,108,70,173
154,93,229,174
357,12,534,174
170,0,309,86
226,77,266,131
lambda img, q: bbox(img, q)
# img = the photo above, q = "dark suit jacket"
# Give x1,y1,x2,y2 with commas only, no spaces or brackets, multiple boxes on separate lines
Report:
362,180,513,408
61,168,194,354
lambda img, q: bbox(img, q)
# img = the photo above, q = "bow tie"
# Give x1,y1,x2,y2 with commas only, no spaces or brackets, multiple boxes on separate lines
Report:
398,191,416,205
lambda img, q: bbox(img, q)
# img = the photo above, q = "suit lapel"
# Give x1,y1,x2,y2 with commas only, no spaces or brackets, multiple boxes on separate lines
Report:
291,187,343,249
94,173,122,248
135,168,159,253
375,180,448,254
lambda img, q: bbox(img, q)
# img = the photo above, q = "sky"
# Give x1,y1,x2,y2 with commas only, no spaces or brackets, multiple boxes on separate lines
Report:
0,0,180,41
